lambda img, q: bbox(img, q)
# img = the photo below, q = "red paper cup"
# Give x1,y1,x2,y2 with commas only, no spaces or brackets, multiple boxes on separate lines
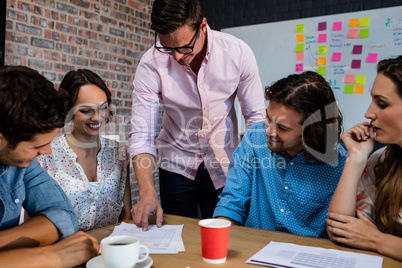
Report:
199,218,231,264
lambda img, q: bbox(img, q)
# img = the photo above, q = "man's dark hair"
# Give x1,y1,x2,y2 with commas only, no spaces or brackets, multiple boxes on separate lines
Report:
0,66,66,148
265,71,343,160
151,0,204,34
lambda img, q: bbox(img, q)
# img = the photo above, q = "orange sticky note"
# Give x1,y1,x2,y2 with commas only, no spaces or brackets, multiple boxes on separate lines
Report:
296,34,304,43
317,57,327,66
296,52,304,61
349,18,359,27
355,85,364,94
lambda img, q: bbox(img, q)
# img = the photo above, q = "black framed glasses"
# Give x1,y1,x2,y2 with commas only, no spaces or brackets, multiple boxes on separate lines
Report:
154,26,200,55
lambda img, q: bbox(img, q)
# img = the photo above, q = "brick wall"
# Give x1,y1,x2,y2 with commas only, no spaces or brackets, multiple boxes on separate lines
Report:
199,0,402,31
4,0,155,205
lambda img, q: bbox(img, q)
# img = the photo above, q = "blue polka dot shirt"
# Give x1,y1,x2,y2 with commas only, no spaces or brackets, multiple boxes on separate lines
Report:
213,121,347,238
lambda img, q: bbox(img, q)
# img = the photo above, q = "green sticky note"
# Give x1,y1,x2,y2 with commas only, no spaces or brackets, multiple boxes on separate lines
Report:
359,28,369,38
345,85,354,94
318,46,327,55
296,44,304,52
317,67,326,75
356,75,366,84
296,24,304,33
360,17,370,27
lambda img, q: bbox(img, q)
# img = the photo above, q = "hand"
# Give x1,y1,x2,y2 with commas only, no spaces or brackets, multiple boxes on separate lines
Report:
131,195,163,231
326,210,381,252
341,122,375,159
47,231,100,268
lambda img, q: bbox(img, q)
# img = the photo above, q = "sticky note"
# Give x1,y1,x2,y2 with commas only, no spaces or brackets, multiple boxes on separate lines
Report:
360,17,370,27
333,21,342,31
355,85,365,94
317,57,327,66
348,29,359,38
296,44,304,52
296,34,304,43
318,22,327,31
349,18,359,27
318,33,327,42
296,24,304,33
332,52,342,62
295,63,304,72
318,46,327,55
356,75,366,84
351,59,361,69
352,45,363,54
345,85,354,94
367,53,378,63
296,52,304,61
317,67,326,75
345,74,355,84
359,28,369,38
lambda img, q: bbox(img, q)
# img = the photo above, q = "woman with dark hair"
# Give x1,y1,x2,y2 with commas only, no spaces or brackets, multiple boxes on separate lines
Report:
327,56,402,261
38,69,131,231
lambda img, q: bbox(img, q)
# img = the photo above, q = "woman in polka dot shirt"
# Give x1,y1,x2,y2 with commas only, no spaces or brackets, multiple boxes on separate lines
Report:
327,56,402,261
38,69,132,231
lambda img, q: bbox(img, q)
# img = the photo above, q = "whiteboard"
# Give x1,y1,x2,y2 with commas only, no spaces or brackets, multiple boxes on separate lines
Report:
227,6,402,132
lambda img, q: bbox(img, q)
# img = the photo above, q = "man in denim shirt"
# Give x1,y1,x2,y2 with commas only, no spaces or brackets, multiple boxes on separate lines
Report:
0,66,99,267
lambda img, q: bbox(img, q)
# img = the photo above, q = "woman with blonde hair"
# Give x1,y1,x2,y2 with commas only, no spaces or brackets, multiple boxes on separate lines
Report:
327,56,402,261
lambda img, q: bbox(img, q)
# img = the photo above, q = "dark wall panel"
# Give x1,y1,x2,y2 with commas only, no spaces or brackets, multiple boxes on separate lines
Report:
200,0,402,31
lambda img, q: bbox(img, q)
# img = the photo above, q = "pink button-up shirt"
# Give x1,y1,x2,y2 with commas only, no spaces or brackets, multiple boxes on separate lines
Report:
128,25,265,189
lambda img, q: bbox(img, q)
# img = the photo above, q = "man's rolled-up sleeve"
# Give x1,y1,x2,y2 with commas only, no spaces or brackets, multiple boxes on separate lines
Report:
23,159,78,239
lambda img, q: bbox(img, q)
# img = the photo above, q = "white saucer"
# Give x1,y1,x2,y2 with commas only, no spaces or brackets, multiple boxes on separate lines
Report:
86,255,153,268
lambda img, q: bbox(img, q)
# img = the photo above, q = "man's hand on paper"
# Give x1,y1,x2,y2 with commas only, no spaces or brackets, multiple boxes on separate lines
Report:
131,195,163,231
326,210,381,251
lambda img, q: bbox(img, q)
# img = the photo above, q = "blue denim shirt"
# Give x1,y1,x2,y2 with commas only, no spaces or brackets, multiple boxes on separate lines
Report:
0,158,78,238
213,121,347,238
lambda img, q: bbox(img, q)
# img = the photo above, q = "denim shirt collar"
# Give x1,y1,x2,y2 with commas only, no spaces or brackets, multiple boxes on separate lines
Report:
0,164,8,176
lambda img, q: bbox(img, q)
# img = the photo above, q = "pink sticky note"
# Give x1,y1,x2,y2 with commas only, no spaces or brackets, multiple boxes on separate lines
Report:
367,53,378,63
318,22,327,31
345,74,355,84
353,45,363,54
348,29,359,38
296,52,304,61
295,63,303,72
332,52,342,62
351,60,361,69
333,21,342,31
318,33,327,42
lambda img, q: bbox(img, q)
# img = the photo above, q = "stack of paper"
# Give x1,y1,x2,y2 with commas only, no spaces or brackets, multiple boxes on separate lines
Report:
108,222,185,254
246,241,383,268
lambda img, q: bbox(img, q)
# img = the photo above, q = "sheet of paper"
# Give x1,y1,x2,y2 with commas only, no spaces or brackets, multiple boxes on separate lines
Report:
108,222,185,254
246,241,383,268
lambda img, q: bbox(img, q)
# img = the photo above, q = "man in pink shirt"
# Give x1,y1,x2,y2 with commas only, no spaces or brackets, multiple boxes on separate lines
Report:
128,0,265,230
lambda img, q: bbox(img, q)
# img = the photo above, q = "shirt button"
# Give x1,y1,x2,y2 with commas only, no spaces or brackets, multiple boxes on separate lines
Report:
290,162,294,165
199,84,202,89
203,107,206,110
187,69,190,72
15,198,20,204
284,186,289,190
280,209,284,212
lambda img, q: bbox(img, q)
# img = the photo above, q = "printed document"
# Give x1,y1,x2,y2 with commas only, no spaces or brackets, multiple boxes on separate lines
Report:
246,241,383,268
108,222,185,254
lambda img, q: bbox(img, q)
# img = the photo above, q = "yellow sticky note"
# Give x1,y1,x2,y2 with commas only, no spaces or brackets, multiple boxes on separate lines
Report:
355,85,365,94
296,24,304,33
356,75,366,84
296,34,304,43
349,18,359,27
318,46,327,55
360,17,370,27
317,57,327,66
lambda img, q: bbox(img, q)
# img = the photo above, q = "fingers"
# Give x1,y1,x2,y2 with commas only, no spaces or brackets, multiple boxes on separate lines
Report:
141,210,149,231
156,206,164,228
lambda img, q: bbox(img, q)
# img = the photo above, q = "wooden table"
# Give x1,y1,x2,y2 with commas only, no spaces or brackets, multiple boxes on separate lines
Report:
86,214,401,267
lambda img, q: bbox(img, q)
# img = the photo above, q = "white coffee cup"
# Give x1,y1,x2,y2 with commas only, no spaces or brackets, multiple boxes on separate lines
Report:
101,235,149,268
